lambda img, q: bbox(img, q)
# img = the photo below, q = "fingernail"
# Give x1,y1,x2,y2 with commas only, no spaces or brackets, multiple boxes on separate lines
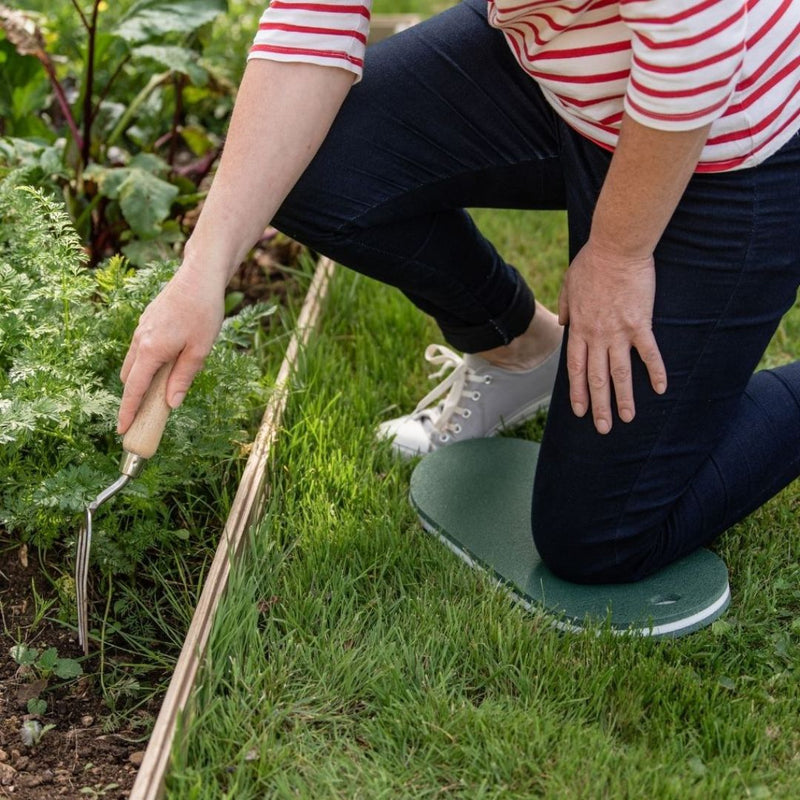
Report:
596,419,610,435
170,391,186,408
655,382,666,395
620,408,633,423
573,402,586,417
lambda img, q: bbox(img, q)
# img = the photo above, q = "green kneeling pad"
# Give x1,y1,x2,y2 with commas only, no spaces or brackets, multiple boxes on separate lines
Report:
409,438,730,638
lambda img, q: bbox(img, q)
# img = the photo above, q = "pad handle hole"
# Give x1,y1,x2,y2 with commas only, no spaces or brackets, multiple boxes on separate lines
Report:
650,593,681,606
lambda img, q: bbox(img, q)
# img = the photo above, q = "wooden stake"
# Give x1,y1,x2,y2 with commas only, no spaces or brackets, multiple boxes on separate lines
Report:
129,257,336,800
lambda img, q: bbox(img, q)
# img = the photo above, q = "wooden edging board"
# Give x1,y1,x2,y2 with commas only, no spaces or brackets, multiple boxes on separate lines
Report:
129,256,336,800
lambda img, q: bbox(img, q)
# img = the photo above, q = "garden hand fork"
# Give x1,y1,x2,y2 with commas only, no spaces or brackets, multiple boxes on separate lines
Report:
76,364,173,655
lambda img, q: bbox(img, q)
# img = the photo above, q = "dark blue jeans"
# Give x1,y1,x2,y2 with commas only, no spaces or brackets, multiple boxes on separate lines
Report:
273,0,800,582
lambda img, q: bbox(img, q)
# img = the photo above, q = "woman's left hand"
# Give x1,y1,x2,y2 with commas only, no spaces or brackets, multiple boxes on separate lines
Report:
558,238,667,434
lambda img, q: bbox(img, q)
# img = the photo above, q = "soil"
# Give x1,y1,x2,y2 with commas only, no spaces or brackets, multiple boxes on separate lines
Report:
0,237,306,799
1,542,146,799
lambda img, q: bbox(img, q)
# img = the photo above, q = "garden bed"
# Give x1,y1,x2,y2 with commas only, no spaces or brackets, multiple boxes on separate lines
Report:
0,233,309,799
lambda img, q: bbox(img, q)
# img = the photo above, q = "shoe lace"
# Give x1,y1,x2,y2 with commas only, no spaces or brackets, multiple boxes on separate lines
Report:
412,345,486,435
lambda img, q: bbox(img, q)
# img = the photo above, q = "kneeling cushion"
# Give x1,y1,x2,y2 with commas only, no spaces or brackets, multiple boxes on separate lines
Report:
409,438,730,638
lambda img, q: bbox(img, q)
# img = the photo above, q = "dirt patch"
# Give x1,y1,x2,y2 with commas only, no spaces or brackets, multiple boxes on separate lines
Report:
1,542,147,799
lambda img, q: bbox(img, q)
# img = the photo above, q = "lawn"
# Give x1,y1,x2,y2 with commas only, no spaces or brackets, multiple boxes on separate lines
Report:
159,3,800,797
164,198,800,798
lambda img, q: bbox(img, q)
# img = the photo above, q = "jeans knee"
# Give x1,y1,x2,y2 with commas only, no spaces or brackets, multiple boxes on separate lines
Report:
531,497,646,585
273,170,347,248
532,519,600,584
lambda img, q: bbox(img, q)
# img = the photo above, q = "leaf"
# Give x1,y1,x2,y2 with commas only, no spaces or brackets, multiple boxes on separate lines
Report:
10,643,37,666
224,291,244,315
0,5,46,57
179,124,216,156
114,0,226,44
37,646,58,673
118,169,179,239
128,152,170,175
27,697,47,716
710,618,732,636
132,44,208,84
16,678,47,704
53,657,83,680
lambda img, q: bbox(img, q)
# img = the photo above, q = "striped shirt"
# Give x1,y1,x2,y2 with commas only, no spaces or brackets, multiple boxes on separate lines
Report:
248,0,800,172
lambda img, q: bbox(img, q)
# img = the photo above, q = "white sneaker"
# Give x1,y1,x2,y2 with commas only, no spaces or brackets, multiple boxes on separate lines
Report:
377,343,561,458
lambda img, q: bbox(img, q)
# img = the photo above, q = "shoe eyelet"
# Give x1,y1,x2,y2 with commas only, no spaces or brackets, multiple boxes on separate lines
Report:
461,409,472,419
439,433,450,443
484,376,492,385
472,391,481,401
453,424,462,434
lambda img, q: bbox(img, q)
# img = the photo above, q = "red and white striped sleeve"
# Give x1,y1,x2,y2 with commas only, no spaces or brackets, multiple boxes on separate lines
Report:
248,0,372,80
620,0,747,130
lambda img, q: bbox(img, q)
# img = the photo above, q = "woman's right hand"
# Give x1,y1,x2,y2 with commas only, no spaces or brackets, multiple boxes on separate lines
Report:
117,261,226,434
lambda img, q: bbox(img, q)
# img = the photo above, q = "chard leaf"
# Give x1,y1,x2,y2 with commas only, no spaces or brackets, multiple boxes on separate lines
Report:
114,0,226,44
118,169,179,239
132,44,208,84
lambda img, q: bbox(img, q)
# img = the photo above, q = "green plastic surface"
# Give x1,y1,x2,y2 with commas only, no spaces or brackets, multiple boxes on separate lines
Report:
409,438,730,638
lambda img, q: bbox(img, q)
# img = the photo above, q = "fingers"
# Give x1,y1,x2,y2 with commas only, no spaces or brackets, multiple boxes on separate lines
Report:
166,347,207,408
567,333,616,433
609,342,634,424
638,330,667,396
567,333,666,435
117,346,207,434
587,343,612,434
117,357,161,434
566,335,589,419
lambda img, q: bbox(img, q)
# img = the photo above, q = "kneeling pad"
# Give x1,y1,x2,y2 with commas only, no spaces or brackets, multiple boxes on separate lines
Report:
409,438,730,638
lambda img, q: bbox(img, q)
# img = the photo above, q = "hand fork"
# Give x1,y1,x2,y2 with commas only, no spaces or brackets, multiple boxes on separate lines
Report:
76,364,173,655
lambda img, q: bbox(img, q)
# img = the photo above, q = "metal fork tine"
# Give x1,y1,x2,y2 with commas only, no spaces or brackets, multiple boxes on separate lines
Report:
75,472,133,655
76,508,92,655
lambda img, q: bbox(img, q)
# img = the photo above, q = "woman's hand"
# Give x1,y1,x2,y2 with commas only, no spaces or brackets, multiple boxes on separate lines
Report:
558,238,667,434
117,262,226,434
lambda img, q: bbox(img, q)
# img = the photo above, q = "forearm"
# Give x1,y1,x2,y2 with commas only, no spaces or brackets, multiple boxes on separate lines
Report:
182,58,356,284
590,113,711,259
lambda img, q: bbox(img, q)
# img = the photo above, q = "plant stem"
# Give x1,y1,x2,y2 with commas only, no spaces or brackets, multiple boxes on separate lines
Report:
68,0,89,30
36,55,83,154
168,74,186,168
81,0,101,168
92,54,132,138
99,576,113,698
105,72,171,149
39,428,79,447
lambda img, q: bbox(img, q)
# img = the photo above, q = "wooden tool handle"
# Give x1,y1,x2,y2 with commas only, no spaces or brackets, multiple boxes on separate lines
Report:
122,363,173,460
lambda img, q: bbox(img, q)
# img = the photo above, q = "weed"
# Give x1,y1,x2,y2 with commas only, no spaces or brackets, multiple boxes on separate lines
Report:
10,643,83,681
20,719,56,747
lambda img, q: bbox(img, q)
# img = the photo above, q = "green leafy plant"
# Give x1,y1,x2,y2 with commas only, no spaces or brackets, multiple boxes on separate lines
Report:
10,640,83,723
0,175,274,575
27,697,48,716
11,643,84,681
0,0,233,263
20,719,56,747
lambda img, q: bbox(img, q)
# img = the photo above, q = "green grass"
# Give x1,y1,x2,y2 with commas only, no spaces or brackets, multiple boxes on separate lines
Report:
163,204,800,798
